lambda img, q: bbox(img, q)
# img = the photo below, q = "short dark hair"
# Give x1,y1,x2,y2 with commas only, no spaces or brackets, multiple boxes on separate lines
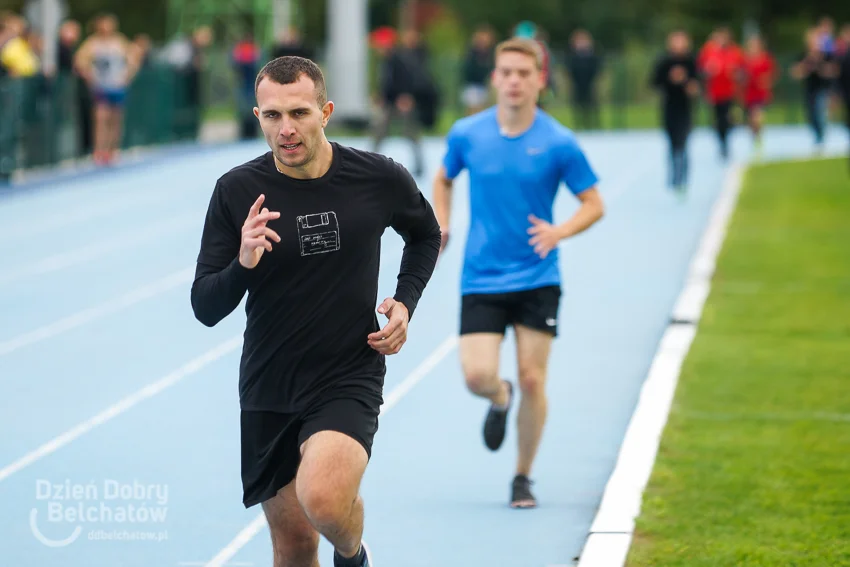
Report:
254,56,328,106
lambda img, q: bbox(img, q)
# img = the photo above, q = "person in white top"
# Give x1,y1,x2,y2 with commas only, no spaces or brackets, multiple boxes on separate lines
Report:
74,13,140,165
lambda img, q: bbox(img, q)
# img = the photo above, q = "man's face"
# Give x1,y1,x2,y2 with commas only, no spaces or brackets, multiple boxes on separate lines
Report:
668,32,688,54
254,74,333,171
491,51,543,109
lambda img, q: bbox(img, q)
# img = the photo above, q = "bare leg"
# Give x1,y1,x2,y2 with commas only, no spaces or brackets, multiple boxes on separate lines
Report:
261,480,320,567
296,430,369,560
514,324,554,478
459,333,509,405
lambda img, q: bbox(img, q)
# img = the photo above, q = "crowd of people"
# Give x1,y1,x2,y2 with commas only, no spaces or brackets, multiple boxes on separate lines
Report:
651,18,850,190
0,10,209,181
2,9,849,186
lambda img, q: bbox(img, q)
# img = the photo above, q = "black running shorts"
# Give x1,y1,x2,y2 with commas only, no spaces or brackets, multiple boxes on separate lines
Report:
460,285,562,337
240,386,381,508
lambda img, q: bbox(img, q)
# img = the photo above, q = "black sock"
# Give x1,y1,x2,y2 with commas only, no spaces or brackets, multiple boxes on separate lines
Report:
334,545,364,567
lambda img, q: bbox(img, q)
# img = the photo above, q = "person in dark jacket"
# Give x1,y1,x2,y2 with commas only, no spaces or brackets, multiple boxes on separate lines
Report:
460,24,495,115
652,29,700,194
372,28,435,177
567,29,602,130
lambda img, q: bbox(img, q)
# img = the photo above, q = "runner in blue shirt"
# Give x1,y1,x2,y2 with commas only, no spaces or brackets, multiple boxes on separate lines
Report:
432,37,605,508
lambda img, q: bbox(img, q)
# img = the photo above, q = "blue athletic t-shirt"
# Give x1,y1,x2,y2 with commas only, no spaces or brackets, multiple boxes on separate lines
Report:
443,106,599,295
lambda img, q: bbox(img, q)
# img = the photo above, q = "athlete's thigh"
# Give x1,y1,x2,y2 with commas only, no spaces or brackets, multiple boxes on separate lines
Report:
459,291,510,378
512,286,560,378
296,391,380,502
459,332,503,380
514,324,555,379
298,429,369,504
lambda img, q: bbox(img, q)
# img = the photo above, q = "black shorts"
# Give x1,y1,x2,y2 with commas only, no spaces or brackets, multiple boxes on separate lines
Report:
240,386,381,508
460,285,562,337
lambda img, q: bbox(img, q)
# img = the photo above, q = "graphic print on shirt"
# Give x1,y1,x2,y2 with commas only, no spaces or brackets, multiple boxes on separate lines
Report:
297,212,340,256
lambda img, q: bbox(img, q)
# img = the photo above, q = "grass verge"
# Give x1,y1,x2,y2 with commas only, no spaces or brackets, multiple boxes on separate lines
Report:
626,157,850,566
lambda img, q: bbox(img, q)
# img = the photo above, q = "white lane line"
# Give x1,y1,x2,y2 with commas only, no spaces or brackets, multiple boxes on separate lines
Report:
0,267,195,357
0,212,198,286
0,336,242,483
203,334,459,567
575,163,745,567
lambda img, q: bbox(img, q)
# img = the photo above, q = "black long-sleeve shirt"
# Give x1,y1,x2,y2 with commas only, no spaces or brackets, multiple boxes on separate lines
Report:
652,54,698,108
191,143,441,413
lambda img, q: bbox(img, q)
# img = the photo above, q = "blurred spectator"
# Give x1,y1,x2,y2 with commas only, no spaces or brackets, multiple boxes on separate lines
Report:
184,26,212,140
132,34,152,68
816,16,836,55
790,28,840,150
697,26,745,160
272,26,312,60
232,31,261,140
741,34,778,152
58,18,93,156
0,11,39,77
373,27,436,177
57,19,80,72
836,23,850,56
567,29,602,130
651,29,699,192
74,13,141,165
460,24,495,115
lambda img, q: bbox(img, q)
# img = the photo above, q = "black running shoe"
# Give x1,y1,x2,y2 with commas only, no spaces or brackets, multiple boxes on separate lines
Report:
334,541,373,567
510,474,537,509
483,380,513,451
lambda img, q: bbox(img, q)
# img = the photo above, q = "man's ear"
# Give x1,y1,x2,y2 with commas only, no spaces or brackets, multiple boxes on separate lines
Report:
322,100,335,128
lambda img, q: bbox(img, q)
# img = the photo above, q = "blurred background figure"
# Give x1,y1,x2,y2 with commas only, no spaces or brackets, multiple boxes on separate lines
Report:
373,27,435,177
651,29,699,194
73,13,140,165
697,26,744,161
132,34,152,69
567,29,602,130
0,11,39,78
790,28,840,151
816,16,836,55
231,30,262,140
836,23,850,55
459,23,495,115
58,18,93,157
272,25,312,60
741,34,778,155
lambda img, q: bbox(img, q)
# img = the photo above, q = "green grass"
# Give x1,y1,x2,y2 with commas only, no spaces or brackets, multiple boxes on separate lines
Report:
626,157,850,567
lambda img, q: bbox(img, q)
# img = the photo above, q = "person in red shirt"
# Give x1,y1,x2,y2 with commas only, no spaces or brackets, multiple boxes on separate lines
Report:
741,34,778,154
697,27,745,160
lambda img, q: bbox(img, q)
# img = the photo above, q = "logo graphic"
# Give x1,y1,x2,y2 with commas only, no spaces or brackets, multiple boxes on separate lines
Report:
297,212,340,256
29,479,169,547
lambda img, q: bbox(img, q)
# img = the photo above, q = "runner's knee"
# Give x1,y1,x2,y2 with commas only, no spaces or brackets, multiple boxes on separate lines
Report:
518,367,545,396
463,366,500,395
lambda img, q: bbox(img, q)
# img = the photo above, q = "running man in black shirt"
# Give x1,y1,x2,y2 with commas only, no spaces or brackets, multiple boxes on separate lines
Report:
191,56,441,567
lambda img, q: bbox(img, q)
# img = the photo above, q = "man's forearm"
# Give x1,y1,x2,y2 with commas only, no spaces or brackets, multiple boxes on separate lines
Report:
190,258,252,327
557,198,604,240
432,175,453,230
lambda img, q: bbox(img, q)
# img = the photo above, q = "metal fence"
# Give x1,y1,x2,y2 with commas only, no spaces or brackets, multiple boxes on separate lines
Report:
0,64,202,184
